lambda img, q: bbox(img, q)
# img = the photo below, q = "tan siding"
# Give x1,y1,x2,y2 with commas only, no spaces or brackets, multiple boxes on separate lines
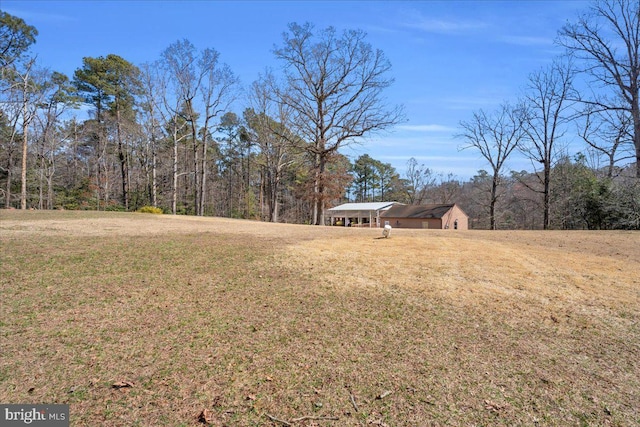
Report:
382,204,469,230
449,205,469,230
385,217,442,229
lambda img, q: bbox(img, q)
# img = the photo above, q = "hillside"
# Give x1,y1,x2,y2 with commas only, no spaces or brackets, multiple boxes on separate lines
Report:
1,211,638,426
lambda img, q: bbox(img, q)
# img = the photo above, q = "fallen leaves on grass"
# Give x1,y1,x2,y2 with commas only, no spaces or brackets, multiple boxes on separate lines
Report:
111,381,134,389
376,390,393,400
349,393,359,412
197,409,213,424
264,412,340,426
291,415,340,422
484,399,508,412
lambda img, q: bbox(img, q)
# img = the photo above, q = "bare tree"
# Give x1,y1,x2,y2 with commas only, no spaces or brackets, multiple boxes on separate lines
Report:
3,57,40,210
33,70,78,209
246,75,298,222
161,40,200,214
0,13,38,208
432,173,462,204
138,62,165,208
0,66,24,208
161,40,238,216
459,103,525,229
145,61,190,215
216,111,255,219
404,157,436,205
560,0,640,177
520,59,576,229
140,63,164,207
197,50,238,216
578,105,635,177
273,23,403,225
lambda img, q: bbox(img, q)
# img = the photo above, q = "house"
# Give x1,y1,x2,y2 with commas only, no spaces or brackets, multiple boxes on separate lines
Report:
380,204,469,230
327,202,400,227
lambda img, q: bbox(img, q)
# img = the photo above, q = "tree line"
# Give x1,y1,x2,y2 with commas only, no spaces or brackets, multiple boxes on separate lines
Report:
1,0,639,229
459,0,640,230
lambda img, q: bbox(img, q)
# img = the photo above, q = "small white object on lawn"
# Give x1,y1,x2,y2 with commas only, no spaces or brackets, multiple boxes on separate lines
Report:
382,224,392,238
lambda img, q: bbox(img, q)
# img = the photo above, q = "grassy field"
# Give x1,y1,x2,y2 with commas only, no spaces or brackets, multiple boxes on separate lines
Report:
1,210,638,426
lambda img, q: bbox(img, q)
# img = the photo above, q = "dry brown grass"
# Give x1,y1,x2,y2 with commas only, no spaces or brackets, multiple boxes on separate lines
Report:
1,210,638,426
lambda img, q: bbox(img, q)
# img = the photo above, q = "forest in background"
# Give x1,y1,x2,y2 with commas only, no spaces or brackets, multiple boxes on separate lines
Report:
1,0,639,229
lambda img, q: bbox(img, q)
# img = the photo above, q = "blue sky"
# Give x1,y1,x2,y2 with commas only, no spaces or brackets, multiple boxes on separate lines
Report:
3,0,590,179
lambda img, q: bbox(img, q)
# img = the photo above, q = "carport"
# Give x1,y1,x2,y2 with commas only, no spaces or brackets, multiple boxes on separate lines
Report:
326,202,399,227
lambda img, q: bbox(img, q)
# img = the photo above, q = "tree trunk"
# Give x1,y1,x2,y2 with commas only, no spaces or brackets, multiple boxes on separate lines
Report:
95,162,101,211
490,173,498,230
199,146,206,216
316,153,327,225
71,120,79,189
272,186,279,223
312,153,320,225
38,153,44,210
245,146,251,218
47,167,54,210
633,96,640,178
272,168,281,223
5,154,12,208
152,138,157,208
260,168,266,221
96,105,107,210
115,109,129,209
199,130,208,216
117,138,127,209
543,161,551,230
20,113,28,210
191,119,199,215
172,128,178,215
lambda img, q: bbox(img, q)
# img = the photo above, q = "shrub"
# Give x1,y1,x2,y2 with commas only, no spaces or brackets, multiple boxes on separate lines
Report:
137,206,163,214
105,204,126,212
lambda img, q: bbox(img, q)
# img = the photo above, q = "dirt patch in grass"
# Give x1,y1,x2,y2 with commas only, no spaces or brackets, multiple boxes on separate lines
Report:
1,210,638,426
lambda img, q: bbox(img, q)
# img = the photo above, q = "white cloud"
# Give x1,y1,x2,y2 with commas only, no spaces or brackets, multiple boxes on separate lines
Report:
499,35,553,46
362,24,401,36
404,17,488,34
396,124,457,132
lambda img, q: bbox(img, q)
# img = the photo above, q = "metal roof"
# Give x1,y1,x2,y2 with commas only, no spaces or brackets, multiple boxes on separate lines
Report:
327,202,400,212
381,204,457,219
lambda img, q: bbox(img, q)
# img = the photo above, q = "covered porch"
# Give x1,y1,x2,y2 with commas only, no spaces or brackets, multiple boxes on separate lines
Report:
326,202,399,227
